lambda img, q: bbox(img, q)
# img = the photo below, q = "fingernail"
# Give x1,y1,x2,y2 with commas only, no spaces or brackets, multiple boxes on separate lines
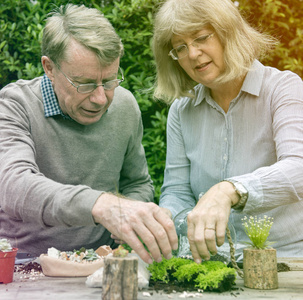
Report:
156,256,162,263
148,258,153,264
195,259,201,264
166,253,172,260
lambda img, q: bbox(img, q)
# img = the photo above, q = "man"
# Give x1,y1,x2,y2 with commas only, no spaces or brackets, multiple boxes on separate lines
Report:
0,4,177,264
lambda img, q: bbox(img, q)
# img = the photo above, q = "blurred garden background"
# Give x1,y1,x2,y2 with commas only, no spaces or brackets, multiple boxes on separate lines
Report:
1,0,302,202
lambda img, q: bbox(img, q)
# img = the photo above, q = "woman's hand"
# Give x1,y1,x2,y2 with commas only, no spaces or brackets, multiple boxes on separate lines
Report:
187,181,239,263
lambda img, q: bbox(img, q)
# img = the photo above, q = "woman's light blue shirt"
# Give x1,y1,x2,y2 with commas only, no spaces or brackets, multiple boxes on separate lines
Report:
160,60,303,257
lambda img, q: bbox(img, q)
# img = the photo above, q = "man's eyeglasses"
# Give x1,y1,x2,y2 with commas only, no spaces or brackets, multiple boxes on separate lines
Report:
56,65,124,94
169,32,215,60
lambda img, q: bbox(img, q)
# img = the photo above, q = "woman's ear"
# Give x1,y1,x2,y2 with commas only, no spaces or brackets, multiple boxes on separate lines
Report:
41,56,55,81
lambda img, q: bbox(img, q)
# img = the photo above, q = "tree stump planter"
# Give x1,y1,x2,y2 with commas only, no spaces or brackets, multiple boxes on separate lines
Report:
102,255,138,300
243,248,278,290
0,248,18,284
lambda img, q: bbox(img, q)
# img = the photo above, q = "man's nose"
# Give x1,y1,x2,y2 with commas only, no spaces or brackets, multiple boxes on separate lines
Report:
90,85,108,104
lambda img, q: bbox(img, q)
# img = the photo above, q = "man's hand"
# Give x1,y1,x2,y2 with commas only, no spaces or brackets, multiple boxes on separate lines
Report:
92,193,178,264
187,181,239,264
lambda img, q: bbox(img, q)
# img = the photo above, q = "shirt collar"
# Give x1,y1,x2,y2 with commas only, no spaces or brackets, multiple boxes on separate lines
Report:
41,74,72,120
193,59,265,106
241,60,264,97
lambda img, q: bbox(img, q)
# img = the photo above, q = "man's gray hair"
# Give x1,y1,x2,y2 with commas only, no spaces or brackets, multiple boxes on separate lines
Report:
42,4,124,67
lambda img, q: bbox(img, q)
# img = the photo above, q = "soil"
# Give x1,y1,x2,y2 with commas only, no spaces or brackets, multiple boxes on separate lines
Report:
14,262,42,274
148,274,238,294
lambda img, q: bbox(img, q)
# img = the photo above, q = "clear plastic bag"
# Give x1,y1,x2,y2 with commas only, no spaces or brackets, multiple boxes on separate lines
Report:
173,208,237,263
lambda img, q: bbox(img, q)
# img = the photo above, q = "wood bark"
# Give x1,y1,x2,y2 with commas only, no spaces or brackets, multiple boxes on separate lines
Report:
102,255,138,300
243,248,278,290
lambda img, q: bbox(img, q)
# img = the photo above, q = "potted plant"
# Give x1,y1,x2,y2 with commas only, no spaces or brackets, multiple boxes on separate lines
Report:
241,215,278,290
0,238,18,284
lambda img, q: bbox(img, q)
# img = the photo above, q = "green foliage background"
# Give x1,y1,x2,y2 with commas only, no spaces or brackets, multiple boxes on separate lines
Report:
1,0,302,203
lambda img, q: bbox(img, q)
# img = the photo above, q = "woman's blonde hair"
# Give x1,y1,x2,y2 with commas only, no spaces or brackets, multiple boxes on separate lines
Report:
42,4,124,67
152,0,278,103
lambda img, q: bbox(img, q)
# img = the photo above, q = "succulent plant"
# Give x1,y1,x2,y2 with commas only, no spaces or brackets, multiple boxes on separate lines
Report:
0,238,13,252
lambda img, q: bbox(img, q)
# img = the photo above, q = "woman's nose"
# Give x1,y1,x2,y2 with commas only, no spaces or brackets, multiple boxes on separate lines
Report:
187,44,203,59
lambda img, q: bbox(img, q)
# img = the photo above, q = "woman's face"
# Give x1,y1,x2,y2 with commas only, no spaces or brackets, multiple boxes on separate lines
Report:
171,29,225,88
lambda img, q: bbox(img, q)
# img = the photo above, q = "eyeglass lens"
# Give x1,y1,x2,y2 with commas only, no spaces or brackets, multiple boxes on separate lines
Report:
170,33,214,60
77,70,124,94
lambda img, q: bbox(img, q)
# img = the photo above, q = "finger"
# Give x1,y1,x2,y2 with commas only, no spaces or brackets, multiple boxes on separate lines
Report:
114,239,125,244
187,224,201,263
111,234,125,244
120,224,153,264
187,221,207,263
154,209,178,251
133,205,177,261
216,221,228,247
203,227,218,255
160,207,173,219
132,219,164,262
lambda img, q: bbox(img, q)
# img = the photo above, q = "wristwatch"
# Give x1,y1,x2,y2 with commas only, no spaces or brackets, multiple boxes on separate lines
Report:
224,180,248,210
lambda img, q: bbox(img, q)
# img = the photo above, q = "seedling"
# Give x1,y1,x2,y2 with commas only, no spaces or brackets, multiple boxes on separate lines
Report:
242,215,275,249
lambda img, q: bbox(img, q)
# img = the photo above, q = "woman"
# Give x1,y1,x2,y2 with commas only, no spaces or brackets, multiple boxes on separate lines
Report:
153,0,303,264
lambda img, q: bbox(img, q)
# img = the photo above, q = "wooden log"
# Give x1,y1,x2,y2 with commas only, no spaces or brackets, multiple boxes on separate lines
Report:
243,248,278,290
102,255,138,300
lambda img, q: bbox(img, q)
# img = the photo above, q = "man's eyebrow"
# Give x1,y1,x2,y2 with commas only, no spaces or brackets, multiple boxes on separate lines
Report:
71,72,118,83
103,73,118,82
69,74,95,83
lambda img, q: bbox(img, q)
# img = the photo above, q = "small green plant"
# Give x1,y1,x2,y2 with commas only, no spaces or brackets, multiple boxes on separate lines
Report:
0,238,13,252
242,215,275,249
148,257,236,292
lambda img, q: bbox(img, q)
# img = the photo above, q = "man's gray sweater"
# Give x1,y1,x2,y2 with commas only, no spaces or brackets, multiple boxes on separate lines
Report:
0,77,154,255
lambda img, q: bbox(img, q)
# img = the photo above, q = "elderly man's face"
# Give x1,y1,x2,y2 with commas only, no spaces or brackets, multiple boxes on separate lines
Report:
43,39,120,125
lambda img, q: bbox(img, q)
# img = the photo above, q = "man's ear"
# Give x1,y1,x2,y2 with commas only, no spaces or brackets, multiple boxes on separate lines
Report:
41,56,55,81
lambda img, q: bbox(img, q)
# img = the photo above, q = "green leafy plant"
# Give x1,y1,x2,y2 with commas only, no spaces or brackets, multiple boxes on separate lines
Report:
1,0,302,204
0,238,13,252
238,0,303,78
148,257,236,292
242,215,275,249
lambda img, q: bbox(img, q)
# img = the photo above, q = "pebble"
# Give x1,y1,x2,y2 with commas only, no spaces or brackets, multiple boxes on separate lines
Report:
178,291,203,298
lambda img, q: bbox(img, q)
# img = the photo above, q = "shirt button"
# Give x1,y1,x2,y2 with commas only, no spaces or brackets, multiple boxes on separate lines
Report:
223,154,228,160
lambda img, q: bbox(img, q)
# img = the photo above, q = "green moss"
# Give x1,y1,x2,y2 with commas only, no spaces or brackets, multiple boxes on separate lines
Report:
148,257,191,283
194,266,236,290
173,263,208,282
148,257,237,292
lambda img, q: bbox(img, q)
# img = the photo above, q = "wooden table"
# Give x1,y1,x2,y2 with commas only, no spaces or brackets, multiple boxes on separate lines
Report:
0,258,302,300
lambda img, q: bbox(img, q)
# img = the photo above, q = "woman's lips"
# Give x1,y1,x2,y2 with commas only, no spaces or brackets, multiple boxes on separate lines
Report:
195,61,211,71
